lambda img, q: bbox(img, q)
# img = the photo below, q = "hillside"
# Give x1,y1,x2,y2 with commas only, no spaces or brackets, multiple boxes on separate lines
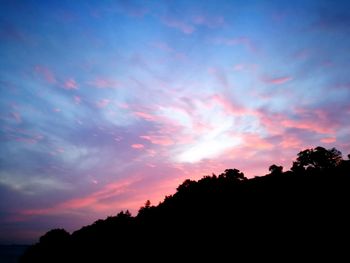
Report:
20,147,350,262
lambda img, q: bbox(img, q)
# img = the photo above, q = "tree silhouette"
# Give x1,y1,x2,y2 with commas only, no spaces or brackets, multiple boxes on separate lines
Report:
39,229,70,245
144,200,151,208
116,210,132,219
291,146,342,171
269,164,283,175
19,146,350,263
218,169,246,181
176,179,196,192
137,200,153,217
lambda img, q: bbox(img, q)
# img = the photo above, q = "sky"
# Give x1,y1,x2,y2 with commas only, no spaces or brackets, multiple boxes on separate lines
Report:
1,0,350,244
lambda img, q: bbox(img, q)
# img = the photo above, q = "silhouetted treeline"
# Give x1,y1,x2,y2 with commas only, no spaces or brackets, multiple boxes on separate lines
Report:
20,146,350,262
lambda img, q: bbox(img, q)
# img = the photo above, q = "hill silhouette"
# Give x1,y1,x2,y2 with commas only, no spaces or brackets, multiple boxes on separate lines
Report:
20,146,350,262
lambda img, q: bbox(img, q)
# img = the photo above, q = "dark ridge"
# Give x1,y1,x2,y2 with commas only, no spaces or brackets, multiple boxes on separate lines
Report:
20,147,350,262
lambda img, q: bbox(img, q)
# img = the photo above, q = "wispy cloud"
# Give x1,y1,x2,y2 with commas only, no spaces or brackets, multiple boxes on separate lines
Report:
162,17,195,34
115,1,148,17
321,137,336,143
134,111,157,121
10,112,21,123
140,135,174,146
263,76,293,85
0,172,72,195
131,144,144,149
213,37,258,52
96,99,110,108
193,15,225,28
152,41,174,52
87,78,120,89
34,65,56,83
74,96,81,105
233,64,245,71
63,78,78,90
19,177,141,216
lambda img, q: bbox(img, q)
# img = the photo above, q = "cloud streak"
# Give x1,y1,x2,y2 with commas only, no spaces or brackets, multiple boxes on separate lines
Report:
63,78,78,90
263,76,293,85
162,17,195,34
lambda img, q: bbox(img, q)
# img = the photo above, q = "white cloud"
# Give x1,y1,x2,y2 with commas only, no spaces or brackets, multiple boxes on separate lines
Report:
0,171,72,195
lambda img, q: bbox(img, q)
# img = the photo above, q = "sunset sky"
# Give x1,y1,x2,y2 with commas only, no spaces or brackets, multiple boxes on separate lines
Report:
1,0,350,243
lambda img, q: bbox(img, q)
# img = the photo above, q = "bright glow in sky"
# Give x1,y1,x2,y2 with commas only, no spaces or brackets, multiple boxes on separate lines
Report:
1,0,350,244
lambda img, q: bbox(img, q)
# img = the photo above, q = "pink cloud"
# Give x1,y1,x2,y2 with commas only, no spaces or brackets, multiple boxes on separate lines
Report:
134,111,157,121
0,23,28,43
56,147,65,153
21,177,141,216
264,76,293,85
152,42,188,62
53,108,61,112
174,52,187,61
19,167,192,221
280,136,303,149
162,17,195,34
214,37,258,53
88,78,120,89
281,118,333,134
193,15,225,28
147,149,157,157
321,137,336,143
257,108,337,135
55,9,78,23
74,96,81,105
210,94,248,115
334,83,350,90
50,147,65,156
321,60,334,67
271,12,287,22
34,65,56,83
152,42,174,52
293,49,310,60
241,134,274,150
96,99,110,108
118,103,129,109
208,67,231,90
4,127,43,144
11,112,21,123
114,136,122,142
131,144,144,149
64,78,78,90
116,1,149,18
140,135,174,146
233,64,245,71
15,137,38,144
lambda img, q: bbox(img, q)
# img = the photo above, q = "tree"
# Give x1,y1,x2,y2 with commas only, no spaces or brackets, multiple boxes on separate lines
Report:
144,200,151,209
269,164,283,175
116,210,132,218
39,229,70,245
291,146,342,171
176,179,196,192
137,200,152,216
219,169,246,181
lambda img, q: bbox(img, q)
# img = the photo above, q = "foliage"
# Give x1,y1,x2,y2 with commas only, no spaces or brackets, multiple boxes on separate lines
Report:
291,146,342,171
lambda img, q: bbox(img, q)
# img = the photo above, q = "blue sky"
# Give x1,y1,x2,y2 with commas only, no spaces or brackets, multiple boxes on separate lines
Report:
1,0,350,243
